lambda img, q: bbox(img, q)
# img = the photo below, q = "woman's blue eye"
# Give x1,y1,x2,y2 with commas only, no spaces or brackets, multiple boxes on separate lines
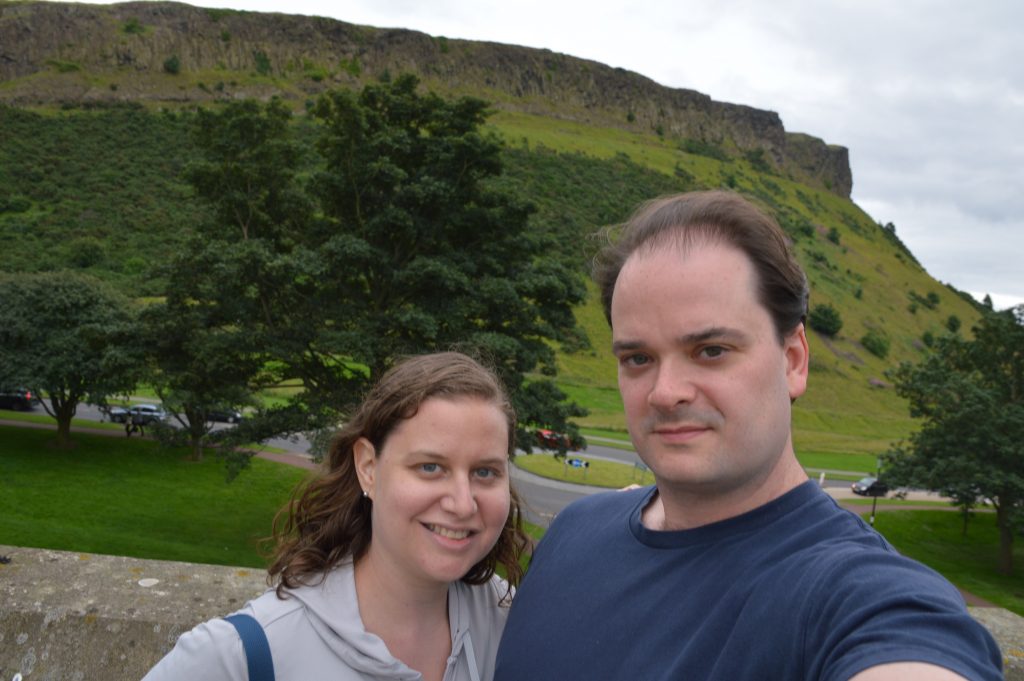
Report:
420,463,439,473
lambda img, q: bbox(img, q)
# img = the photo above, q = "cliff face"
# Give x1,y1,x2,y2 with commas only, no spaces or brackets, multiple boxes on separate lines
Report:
0,1,852,196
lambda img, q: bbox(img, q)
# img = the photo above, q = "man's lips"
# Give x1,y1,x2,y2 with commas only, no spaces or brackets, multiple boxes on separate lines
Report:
651,425,710,442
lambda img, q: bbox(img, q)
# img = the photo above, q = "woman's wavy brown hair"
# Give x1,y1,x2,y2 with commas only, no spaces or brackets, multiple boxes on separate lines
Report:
268,351,530,599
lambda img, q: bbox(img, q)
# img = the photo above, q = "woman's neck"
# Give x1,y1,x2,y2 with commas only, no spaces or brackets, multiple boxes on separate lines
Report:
354,550,452,681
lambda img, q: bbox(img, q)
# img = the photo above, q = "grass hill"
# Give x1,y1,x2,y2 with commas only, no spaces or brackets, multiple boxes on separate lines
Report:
0,2,985,467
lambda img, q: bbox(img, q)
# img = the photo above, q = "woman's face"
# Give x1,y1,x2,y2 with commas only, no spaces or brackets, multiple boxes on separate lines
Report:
355,396,511,589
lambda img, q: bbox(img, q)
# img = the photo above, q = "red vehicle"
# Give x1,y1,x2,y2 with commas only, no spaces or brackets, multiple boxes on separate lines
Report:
535,428,571,450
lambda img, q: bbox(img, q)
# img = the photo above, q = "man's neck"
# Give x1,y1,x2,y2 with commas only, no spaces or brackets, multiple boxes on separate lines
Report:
641,453,809,531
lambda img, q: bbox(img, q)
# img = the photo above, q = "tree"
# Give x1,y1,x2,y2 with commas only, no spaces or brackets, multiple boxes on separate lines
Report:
808,303,843,336
884,306,1024,575
181,75,588,446
139,296,266,464
0,272,142,447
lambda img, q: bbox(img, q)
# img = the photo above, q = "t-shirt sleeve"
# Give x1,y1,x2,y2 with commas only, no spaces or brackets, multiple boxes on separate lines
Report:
141,617,248,681
808,549,1002,681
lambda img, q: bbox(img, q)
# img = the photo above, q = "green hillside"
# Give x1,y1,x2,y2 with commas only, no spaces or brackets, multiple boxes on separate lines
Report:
486,109,982,461
0,95,981,466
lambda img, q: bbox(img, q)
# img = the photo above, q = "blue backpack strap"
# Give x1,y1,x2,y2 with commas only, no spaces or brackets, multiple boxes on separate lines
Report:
224,613,276,681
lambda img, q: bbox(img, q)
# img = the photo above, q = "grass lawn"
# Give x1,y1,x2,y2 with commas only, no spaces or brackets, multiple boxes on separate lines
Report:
0,408,124,431
515,452,654,488
0,425,309,568
871,509,1024,615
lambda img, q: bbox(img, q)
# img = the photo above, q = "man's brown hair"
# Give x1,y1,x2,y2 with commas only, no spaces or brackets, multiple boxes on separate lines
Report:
593,190,809,341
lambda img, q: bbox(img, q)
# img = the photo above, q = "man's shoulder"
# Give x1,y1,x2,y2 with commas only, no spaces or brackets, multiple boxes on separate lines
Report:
553,486,651,529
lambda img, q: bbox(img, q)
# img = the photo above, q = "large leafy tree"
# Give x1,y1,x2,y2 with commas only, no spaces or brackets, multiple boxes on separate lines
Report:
181,75,587,445
884,306,1024,575
0,272,142,447
308,74,586,438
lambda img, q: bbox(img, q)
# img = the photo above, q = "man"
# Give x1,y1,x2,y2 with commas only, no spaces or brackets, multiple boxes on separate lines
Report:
494,191,1001,680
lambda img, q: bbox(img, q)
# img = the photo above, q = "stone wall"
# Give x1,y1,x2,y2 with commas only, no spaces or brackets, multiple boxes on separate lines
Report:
0,544,267,679
2,543,1020,678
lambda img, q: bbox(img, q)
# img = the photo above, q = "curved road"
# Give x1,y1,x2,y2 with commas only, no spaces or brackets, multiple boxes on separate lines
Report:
42,404,854,528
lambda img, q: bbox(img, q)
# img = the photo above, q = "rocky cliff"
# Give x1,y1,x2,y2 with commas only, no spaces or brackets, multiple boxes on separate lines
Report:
0,0,852,196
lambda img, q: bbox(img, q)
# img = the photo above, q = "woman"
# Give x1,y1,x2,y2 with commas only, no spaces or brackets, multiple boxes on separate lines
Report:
144,351,530,681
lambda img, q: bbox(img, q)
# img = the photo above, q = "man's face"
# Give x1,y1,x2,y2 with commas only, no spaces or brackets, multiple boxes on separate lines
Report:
611,242,808,503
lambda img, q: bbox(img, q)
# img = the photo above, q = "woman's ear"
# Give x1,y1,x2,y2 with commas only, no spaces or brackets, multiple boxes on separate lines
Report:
353,437,377,499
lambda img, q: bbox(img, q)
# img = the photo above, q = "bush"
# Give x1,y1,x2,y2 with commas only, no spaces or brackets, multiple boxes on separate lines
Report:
808,303,843,336
946,315,962,333
163,55,181,75
253,50,272,76
861,328,890,359
123,18,145,34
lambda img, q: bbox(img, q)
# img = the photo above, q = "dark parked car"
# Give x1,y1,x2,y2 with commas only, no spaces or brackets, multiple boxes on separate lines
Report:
206,407,244,424
0,388,40,411
109,404,167,425
851,476,889,497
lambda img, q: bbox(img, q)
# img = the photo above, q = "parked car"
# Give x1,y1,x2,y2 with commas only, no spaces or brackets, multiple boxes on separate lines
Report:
0,387,40,411
851,476,889,497
206,407,244,424
109,404,167,425
204,405,242,421
535,428,571,450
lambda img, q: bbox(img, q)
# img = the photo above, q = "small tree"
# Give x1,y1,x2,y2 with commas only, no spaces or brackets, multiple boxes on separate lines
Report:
946,314,961,333
808,303,843,336
0,272,142,447
884,306,1024,575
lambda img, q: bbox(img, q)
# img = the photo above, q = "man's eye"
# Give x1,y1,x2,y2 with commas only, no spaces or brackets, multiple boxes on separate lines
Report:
699,346,727,359
621,353,651,367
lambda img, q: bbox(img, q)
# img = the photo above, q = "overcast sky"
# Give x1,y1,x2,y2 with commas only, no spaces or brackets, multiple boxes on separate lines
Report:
72,0,1024,308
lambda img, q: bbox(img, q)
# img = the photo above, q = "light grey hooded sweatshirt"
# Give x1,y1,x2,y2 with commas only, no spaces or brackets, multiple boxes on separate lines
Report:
142,561,510,681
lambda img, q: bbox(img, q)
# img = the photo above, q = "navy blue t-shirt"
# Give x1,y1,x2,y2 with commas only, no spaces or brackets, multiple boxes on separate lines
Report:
495,481,1001,680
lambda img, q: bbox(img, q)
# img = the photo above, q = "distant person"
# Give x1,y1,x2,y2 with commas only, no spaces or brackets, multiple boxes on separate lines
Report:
494,191,1001,680
144,351,529,681
129,411,146,437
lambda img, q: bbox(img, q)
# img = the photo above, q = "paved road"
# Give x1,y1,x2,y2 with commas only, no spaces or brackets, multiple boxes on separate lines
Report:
15,404,858,526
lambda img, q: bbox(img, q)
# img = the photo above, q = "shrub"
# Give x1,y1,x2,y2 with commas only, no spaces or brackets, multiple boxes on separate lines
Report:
922,331,935,348
163,55,181,75
253,50,272,76
946,315,962,333
861,328,890,359
123,18,145,34
744,148,771,173
808,303,843,336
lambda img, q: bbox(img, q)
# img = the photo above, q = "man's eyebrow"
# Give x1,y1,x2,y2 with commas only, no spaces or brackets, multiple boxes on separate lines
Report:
612,327,747,353
679,327,747,344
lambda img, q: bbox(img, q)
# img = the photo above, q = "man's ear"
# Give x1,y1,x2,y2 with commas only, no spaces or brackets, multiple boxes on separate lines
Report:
785,323,810,400
353,437,377,499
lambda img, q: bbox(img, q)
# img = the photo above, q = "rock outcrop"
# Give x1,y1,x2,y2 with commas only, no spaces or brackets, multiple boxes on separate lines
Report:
0,1,852,196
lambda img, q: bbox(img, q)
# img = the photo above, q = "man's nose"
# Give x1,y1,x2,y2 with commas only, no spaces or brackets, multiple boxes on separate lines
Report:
647,361,698,411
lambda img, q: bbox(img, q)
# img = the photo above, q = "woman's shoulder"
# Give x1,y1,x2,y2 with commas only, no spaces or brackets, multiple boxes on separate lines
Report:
452,575,513,631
